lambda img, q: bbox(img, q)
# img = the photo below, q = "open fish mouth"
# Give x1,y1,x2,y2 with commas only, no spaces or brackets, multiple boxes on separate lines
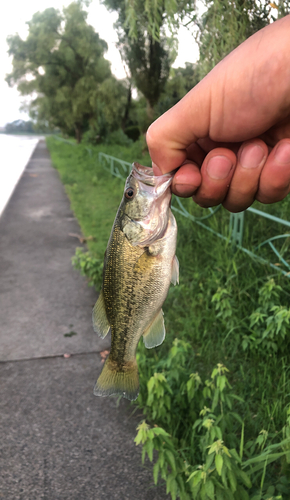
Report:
132,162,173,195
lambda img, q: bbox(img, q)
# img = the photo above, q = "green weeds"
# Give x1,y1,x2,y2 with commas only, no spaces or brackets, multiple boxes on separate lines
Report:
47,136,290,499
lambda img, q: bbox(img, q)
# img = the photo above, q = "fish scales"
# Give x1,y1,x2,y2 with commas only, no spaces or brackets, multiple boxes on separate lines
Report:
92,163,178,400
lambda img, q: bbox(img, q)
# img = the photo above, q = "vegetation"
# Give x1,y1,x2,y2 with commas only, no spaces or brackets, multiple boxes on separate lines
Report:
4,119,38,134
47,136,290,499
103,0,195,124
6,1,122,142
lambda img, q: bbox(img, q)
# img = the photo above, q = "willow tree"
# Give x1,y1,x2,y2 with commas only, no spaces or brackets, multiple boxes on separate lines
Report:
156,63,199,116
103,0,196,126
196,0,290,78
6,2,111,142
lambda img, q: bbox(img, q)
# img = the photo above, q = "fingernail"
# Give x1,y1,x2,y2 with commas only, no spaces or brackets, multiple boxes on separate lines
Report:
207,156,233,180
240,144,265,169
274,142,290,164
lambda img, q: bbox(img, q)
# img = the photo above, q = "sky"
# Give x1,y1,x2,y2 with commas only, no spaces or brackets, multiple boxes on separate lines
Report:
0,0,200,128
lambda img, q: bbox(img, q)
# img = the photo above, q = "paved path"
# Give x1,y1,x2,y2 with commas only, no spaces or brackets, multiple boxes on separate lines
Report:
0,141,169,499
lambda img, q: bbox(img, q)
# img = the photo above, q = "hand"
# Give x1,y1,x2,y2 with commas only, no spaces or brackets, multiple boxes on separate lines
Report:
146,15,290,212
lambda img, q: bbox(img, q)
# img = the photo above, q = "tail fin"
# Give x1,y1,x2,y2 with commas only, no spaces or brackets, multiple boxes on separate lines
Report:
94,357,139,401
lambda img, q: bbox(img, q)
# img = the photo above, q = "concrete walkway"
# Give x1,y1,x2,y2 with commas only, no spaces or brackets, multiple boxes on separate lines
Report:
0,141,169,499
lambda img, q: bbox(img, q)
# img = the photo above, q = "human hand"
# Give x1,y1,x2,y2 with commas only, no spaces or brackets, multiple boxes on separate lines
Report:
146,15,290,212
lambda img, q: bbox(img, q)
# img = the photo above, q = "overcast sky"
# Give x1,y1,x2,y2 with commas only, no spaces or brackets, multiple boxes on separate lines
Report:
0,0,199,128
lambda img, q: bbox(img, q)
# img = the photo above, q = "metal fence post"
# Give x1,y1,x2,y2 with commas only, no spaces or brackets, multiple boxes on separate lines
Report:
229,212,245,246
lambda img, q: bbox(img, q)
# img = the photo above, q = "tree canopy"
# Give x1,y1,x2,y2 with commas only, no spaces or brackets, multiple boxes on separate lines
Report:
6,2,112,142
116,0,196,41
196,0,270,78
103,0,193,126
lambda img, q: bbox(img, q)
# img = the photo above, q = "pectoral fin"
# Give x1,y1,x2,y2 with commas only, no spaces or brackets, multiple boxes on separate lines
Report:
171,255,179,285
92,290,110,338
143,309,165,349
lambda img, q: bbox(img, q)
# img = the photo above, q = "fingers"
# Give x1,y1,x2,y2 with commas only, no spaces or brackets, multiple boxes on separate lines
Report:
177,139,290,211
171,163,202,198
256,139,290,203
222,140,268,212
191,149,237,207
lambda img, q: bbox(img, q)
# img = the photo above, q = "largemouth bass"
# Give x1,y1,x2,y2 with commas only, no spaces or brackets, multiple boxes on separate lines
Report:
93,162,178,401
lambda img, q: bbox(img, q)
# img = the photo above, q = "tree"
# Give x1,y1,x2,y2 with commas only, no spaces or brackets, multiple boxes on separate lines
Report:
6,1,111,142
196,0,290,79
156,63,199,116
119,0,196,42
90,76,130,140
5,120,35,134
103,0,196,128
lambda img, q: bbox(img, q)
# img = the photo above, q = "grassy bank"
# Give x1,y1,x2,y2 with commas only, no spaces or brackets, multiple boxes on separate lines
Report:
47,136,290,500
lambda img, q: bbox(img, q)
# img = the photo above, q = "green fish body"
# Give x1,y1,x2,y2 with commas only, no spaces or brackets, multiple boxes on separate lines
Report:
93,163,178,400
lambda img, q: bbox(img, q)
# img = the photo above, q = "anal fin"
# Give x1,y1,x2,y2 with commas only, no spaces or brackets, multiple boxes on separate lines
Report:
143,309,165,349
92,290,110,339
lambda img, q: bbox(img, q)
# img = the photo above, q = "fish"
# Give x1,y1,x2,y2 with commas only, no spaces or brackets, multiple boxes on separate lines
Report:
92,162,179,401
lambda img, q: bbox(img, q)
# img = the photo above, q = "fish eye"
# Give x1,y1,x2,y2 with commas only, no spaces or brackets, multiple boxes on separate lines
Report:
125,187,135,200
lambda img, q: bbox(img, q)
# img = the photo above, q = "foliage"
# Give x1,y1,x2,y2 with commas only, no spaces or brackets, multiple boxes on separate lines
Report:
103,0,180,124
135,357,290,499
46,138,290,499
102,129,133,147
92,77,130,140
6,1,113,142
156,63,199,116
72,248,103,288
117,0,196,42
5,119,36,134
195,0,289,79
244,279,290,353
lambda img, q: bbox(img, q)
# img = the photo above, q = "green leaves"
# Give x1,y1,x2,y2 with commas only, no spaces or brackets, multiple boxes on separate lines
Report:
119,0,196,42
135,420,186,499
72,248,103,288
247,279,290,353
197,0,271,79
215,454,223,476
135,355,290,499
6,2,112,141
204,479,215,500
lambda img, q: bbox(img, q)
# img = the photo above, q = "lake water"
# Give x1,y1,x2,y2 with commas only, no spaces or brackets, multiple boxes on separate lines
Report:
0,134,41,217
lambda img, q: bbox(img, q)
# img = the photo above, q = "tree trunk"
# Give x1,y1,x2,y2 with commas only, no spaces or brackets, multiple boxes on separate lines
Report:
146,99,155,124
75,125,82,144
122,83,132,131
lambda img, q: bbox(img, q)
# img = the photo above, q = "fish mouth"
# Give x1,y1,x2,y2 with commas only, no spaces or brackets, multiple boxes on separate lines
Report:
132,162,173,194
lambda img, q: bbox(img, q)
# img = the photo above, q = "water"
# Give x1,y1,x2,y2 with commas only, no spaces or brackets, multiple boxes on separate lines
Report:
0,134,41,216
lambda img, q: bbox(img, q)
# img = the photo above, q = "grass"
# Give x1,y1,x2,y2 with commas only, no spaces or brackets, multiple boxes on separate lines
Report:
47,135,290,499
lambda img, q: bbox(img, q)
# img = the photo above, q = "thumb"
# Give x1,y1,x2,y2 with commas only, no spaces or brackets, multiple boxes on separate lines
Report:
146,81,209,173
